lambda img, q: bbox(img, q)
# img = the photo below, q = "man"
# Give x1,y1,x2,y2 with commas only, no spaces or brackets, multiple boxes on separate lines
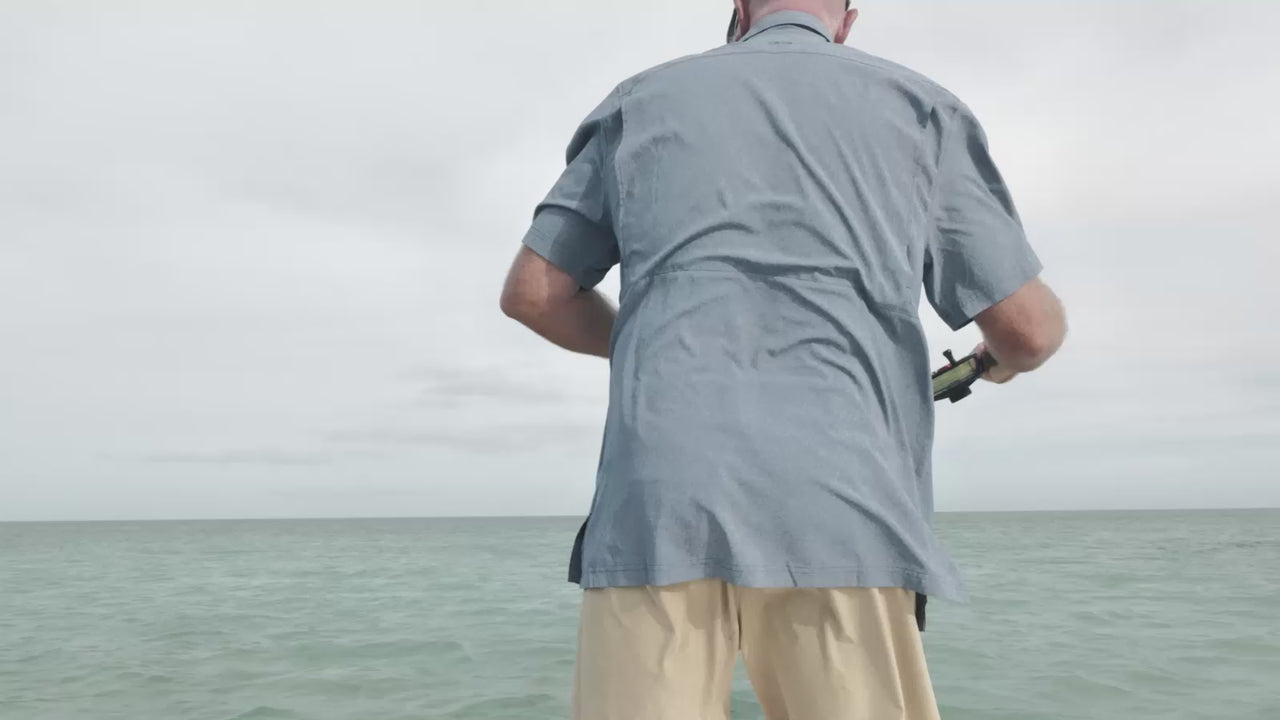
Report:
501,1,1067,718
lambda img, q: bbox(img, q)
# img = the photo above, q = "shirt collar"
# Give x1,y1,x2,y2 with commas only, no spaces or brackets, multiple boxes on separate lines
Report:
739,10,834,44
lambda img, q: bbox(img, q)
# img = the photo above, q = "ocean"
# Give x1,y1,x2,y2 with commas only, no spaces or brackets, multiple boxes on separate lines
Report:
1,511,1277,720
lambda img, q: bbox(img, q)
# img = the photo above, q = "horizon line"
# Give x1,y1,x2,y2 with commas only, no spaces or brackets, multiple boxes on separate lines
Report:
2,506,1277,524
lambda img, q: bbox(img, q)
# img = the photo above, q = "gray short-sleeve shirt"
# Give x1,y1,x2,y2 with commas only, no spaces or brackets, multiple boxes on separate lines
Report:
522,11,1041,601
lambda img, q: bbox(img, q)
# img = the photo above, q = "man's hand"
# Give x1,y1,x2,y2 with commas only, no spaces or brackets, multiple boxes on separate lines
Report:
500,246,617,359
972,342,1020,385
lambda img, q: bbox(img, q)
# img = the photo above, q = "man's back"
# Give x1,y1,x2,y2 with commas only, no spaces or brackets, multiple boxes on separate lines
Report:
503,6,1064,718
522,11,1040,600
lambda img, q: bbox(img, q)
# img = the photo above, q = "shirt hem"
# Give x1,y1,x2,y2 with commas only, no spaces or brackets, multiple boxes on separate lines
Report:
575,561,969,603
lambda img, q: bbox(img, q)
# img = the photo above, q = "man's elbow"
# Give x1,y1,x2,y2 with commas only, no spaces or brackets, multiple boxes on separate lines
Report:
975,279,1068,373
500,281,574,326
501,247,581,325
1019,326,1066,369
499,285,545,324
1006,308,1068,371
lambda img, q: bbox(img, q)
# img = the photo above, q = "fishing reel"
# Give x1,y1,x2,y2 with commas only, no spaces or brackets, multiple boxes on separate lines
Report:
932,349,997,404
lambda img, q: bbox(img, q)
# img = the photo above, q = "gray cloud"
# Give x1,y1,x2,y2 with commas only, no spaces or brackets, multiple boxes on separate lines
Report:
2,1,1278,521
323,422,602,454
407,366,589,406
134,450,334,467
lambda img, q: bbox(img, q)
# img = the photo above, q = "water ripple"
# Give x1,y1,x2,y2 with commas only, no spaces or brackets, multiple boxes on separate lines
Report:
1,512,1277,720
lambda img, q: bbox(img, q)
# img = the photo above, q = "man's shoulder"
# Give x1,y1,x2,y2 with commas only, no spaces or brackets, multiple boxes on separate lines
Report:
792,44,971,117
610,51,710,98
613,43,960,107
830,46,960,104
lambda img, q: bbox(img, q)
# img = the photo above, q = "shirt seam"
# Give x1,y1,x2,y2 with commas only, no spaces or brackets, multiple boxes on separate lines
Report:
909,99,943,306
632,266,920,323
630,46,949,105
744,21,831,44
600,85,622,229
612,82,636,263
923,104,963,227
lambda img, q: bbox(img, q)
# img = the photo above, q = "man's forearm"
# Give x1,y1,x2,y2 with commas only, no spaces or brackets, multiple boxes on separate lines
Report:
515,289,616,359
973,278,1067,384
500,246,617,358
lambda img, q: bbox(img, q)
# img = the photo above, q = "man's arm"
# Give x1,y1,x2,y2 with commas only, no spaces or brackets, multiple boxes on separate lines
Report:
504,88,622,357
974,277,1067,384
922,99,1066,385
500,246,616,359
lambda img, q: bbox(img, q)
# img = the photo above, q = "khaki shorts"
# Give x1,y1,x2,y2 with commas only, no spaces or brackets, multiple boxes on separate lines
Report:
573,579,940,720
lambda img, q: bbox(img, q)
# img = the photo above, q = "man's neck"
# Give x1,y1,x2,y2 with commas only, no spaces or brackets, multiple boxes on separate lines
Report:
749,0,837,27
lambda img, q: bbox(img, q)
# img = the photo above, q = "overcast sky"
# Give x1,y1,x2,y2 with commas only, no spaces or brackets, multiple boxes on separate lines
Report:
2,1,1277,521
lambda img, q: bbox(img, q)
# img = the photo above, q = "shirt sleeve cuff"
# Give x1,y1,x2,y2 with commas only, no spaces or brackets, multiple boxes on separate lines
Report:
521,206,615,290
941,251,1044,331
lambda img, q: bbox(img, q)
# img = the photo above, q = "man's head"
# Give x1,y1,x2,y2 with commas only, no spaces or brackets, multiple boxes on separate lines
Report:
728,0,858,44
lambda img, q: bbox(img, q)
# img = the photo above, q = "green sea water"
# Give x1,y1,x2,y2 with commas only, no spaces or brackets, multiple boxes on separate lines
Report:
2,511,1277,719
